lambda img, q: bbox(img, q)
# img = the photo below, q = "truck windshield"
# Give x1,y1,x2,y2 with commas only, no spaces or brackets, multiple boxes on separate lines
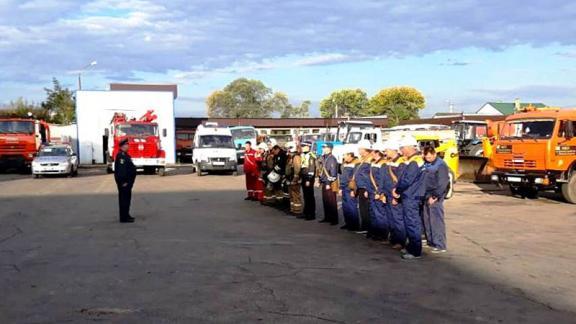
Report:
0,121,34,134
501,119,555,140
346,132,362,144
38,147,69,157
117,124,157,136
230,128,256,140
199,135,235,148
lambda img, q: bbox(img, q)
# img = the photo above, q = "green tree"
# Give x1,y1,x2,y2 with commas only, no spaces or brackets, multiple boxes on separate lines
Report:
207,78,310,118
270,92,310,118
207,78,274,118
368,86,425,126
319,89,369,118
41,78,76,124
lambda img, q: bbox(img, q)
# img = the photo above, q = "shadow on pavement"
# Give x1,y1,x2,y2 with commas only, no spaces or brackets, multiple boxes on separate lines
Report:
0,188,574,323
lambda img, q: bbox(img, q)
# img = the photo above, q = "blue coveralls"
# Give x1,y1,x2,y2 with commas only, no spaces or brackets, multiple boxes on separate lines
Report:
319,154,339,224
355,157,373,232
340,159,360,231
395,154,425,257
422,157,450,250
382,157,406,247
367,159,389,240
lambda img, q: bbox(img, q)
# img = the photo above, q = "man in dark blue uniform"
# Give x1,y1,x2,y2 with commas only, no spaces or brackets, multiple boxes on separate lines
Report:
354,140,373,234
367,143,389,241
114,139,137,223
422,146,450,253
393,136,425,260
339,150,360,231
319,143,339,225
382,139,406,250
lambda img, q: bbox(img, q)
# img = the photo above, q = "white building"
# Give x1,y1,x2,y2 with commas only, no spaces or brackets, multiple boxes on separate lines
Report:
75,87,176,165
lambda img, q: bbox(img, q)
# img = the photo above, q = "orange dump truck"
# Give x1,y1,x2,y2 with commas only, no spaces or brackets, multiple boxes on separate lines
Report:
490,107,576,203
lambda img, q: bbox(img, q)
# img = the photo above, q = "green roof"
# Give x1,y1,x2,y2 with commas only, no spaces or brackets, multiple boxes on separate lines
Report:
486,102,547,115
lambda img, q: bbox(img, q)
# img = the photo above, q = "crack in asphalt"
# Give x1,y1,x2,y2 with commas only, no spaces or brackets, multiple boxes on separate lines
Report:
0,224,23,244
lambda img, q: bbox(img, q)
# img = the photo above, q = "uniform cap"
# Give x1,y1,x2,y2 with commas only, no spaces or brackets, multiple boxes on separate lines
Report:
357,140,372,150
119,139,129,146
321,143,334,149
300,141,312,147
399,136,418,148
383,139,400,151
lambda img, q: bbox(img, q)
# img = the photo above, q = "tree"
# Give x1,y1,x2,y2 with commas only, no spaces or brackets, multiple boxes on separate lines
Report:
207,78,274,118
319,89,369,118
41,78,76,124
368,86,425,126
270,92,310,118
207,78,310,118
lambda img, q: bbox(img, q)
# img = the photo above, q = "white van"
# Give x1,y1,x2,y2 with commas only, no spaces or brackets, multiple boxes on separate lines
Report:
192,123,238,176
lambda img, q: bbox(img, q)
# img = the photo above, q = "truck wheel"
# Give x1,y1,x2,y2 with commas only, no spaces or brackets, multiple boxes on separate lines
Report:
445,170,455,199
509,185,521,197
561,172,576,204
158,167,166,177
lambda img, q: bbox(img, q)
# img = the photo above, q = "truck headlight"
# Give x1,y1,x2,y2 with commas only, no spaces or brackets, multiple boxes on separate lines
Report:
491,175,499,182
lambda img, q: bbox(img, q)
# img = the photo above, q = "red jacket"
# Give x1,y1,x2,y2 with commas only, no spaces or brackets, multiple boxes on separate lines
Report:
244,148,259,176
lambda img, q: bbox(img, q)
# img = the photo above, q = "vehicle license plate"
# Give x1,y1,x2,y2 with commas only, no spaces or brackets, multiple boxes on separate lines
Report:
213,161,225,166
507,177,522,183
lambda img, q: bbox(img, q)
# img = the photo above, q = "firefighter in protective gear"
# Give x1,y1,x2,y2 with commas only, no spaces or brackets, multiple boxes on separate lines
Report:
271,145,287,207
285,142,303,216
319,143,339,225
339,150,360,231
300,142,317,220
114,138,137,223
262,143,275,205
243,141,259,201
367,142,390,241
354,140,373,233
252,142,268,202
393,136,426,260
382,139,406,249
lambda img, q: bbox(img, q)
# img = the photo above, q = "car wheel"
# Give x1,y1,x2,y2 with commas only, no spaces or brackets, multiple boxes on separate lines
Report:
196,164,203,176
33,174,39,179
158,167,166,177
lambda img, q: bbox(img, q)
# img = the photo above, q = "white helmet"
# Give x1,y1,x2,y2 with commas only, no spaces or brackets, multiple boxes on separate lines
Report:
257,142,268,151
358,140,372,150
285,141,297,153
383,139,400,151
399,136,418,148
268,138,277,147
267,170,281,183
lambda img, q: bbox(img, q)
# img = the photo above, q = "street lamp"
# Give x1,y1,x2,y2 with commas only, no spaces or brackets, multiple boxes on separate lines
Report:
77,60,97,91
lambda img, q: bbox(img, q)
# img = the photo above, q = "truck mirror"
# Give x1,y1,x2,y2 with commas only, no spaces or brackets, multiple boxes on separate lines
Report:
163,129,167,137
566,121,574,139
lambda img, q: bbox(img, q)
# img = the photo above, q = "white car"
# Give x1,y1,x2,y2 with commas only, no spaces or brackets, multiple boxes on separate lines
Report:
32,144,79,178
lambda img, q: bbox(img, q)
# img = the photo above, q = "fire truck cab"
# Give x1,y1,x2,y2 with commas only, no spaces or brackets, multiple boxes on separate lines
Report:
107,110,166,176
0,118,50,172
491,107,576,203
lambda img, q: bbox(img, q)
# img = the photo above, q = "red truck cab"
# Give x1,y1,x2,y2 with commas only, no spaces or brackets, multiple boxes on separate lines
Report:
0,118,50,171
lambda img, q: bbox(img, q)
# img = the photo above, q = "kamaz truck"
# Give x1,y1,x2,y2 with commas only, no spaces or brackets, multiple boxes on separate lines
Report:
491,107,576,203
0,118,50,172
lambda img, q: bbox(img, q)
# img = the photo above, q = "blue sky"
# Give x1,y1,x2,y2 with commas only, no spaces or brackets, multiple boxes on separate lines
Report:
1,0,575,117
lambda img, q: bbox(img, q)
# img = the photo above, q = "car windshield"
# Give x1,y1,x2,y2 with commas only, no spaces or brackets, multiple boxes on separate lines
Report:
199,135,235,148
230,128,256,140
38,147,69,157
346,132,362,144
0,121,34,134
117,124,157,136
501,119,555,140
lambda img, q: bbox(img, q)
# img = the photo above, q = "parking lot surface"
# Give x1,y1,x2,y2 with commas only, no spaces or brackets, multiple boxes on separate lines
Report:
1,169,575,323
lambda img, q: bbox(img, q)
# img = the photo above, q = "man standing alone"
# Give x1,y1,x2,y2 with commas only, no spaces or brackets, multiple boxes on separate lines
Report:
422,146,450,253
114,139,137,223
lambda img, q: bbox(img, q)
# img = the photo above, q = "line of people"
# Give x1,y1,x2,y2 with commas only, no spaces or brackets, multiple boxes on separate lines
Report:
242,136,450,260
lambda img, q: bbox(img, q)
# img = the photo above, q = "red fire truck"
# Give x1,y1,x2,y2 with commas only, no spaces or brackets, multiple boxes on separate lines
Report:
0,118,50,172
107,110,166,176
